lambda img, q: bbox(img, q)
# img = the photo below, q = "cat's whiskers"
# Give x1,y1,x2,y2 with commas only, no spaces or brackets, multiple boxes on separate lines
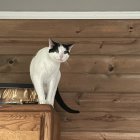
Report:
64,60,72,70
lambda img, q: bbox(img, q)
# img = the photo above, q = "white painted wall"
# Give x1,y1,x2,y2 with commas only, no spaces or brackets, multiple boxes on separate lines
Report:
0,0,140,11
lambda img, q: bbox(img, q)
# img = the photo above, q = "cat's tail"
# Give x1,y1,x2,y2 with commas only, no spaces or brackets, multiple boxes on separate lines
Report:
55,88,80,113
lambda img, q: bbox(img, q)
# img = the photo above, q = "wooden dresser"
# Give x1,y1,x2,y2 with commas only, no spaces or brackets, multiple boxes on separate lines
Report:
0,104,60,140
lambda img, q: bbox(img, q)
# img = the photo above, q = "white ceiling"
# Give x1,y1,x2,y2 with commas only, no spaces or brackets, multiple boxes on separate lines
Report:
0,0,139,11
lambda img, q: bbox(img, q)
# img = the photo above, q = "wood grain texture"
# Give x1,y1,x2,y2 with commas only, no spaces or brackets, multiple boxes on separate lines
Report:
61,132,140,140
59,111,140,138
0,131,39,140
2,55,140,74
52,110,60,140
0,38,140,55
0,19,140,140
60,74,140,92
44,112,52,140
56,93,140,137
0,112,41,131
60,114,140,132
0,20,139,38
0,112,41,140
0,55,32,73
2,73,140,93
0,105,60,140
63,55,140,74
0,73,31,83
55,93,140,112
0,105,51,112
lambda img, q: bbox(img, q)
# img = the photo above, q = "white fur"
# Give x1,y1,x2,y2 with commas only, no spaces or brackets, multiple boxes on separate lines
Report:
30,40,72,106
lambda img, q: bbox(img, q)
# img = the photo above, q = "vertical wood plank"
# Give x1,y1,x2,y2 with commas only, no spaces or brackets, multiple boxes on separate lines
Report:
52,110,60,140
44,112,53,140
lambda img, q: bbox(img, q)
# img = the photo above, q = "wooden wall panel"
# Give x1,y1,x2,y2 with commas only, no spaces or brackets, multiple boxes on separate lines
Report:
1,38,140,55
2,55,140,74
2,73,140,93
61,132,140,140
0,73,30,83
58,94,140,139
62,56,140,74
0,20,140,140
60,112,140,132
0,55,31,73
0,20,139,38
60,74,140,92
55,93,140,112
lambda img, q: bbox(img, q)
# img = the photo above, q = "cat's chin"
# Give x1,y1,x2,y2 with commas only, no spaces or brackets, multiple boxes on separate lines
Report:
56,59,66,63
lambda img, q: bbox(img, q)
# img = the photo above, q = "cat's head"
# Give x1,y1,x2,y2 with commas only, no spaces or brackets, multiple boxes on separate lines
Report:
48,39,73,63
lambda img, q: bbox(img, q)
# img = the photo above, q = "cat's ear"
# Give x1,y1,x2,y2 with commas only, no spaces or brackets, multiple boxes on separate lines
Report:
48,38,54,48
68,44,74,51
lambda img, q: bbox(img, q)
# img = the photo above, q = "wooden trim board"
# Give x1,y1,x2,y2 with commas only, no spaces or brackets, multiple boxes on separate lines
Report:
0,11,139,19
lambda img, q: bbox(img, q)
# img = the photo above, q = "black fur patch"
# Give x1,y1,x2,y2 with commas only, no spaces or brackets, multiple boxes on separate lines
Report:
49,41,60,53
62,43,72,55
63,43,72,50
49,40,72,54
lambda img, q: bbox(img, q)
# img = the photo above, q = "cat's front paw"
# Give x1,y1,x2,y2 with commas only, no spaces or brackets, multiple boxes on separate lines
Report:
45,100,54,107
39,100,53,105
39,100,54,108
39,100,48,104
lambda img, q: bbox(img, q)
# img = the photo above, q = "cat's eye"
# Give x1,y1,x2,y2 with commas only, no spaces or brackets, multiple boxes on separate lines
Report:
64,50,70,54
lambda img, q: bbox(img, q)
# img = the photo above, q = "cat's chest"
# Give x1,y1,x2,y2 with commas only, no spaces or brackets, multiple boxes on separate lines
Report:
43,61,60,79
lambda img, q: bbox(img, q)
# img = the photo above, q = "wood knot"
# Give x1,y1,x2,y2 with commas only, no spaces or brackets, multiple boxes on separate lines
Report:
64,117,71,122
76,30,81,34
99,41,104,49
8,58,16,65
129,26,134,32
75,27,82,34
113,98,119,102
108,64,114,72
130,26,133,29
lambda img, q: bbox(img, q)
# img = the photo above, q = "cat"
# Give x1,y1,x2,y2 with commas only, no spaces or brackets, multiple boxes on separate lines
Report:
30,39,79,113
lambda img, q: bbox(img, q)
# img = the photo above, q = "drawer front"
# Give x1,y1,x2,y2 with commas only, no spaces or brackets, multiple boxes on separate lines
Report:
0,112,44,140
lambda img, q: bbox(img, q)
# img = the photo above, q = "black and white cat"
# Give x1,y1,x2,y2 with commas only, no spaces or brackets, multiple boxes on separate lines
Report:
30,39,79,113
